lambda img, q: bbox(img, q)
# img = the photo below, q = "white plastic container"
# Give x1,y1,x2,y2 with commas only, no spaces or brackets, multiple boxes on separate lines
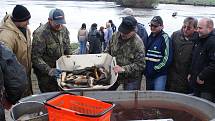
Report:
56,53,118,91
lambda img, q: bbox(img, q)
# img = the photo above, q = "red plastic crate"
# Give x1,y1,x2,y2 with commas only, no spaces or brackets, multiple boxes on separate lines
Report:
44,93,115,121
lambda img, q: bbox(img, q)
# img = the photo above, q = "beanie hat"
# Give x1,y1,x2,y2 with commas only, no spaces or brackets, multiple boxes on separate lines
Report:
12,5,31,22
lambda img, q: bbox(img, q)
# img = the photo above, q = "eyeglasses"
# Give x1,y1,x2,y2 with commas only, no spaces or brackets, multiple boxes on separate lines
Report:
149,24,159,28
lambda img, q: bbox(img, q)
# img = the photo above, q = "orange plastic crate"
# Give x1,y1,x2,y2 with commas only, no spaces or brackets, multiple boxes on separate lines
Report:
44,93,115,121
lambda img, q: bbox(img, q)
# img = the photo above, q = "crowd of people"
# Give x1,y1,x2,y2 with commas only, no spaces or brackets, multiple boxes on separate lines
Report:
0,4,215,120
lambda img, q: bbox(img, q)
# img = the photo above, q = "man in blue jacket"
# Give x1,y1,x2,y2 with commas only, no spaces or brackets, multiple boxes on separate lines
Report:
121,8,148,45
145,16,173,91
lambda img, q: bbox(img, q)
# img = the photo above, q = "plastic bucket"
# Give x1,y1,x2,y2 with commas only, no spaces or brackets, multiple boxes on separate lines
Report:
44,92,115,121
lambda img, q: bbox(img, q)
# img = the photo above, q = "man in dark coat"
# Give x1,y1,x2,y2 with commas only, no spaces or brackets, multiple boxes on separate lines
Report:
189,18,215,102
167,17,198,94
88,23,102,54
121,8,148,45
0,42,27,120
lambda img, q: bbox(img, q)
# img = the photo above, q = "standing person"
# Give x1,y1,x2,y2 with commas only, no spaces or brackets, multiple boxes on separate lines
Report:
0,5,32,96
99,26,105,51
106,16,145,90
88,23,102,54
167,17,198,94
0,42,27,121
104,22,113,50
122,8,148,45
122,8,148,90
108,20,117,33
189,18,215,102
77,23,88,54
145,16,173,91
32,8,72,93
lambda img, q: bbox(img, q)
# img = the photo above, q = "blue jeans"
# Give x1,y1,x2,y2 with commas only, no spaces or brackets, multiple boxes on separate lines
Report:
147,75,167,91
123,79,141,90
103,42,107,51
79,41,86,54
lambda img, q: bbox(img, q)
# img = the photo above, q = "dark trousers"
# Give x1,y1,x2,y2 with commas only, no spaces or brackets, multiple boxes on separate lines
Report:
108,79,141,90
0,106,5,121
194,91,215,103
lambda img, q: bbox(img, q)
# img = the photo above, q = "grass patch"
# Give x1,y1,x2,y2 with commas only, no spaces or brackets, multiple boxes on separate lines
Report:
70,42,79,52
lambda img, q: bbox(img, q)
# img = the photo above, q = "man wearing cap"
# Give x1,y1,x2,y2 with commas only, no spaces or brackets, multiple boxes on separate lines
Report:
106,16,145,90
122,8,148,90
145,16,173,91
32,8,72,92
0,5,32,96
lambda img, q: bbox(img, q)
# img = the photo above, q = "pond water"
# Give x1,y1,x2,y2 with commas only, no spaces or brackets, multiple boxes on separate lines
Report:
1,0,215,42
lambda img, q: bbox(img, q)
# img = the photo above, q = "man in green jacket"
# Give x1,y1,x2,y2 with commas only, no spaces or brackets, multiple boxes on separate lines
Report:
32,8,72,92
106,16,145,90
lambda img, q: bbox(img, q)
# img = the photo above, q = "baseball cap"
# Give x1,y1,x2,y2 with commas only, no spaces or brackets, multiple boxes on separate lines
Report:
49,8,66,24
150,16,163,26
118,16,137,34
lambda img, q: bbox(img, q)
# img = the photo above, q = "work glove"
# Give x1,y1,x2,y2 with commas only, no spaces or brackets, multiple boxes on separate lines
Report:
48,68,62,78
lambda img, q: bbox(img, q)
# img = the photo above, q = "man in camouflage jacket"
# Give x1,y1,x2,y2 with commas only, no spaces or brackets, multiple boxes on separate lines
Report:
106,16,145,90
32,8,72,92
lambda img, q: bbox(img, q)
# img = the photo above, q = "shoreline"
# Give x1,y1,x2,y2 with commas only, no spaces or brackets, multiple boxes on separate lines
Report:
113,0,215,7
159,0,215,7
59,0,215,7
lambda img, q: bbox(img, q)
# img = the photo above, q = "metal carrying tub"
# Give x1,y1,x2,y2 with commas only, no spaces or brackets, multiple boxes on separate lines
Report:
10,101,48,121
18,91,215,121
56,53,118,91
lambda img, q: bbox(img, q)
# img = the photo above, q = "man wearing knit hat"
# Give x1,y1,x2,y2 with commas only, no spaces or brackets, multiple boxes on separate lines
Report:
31,8,72,92
0,5,32,97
